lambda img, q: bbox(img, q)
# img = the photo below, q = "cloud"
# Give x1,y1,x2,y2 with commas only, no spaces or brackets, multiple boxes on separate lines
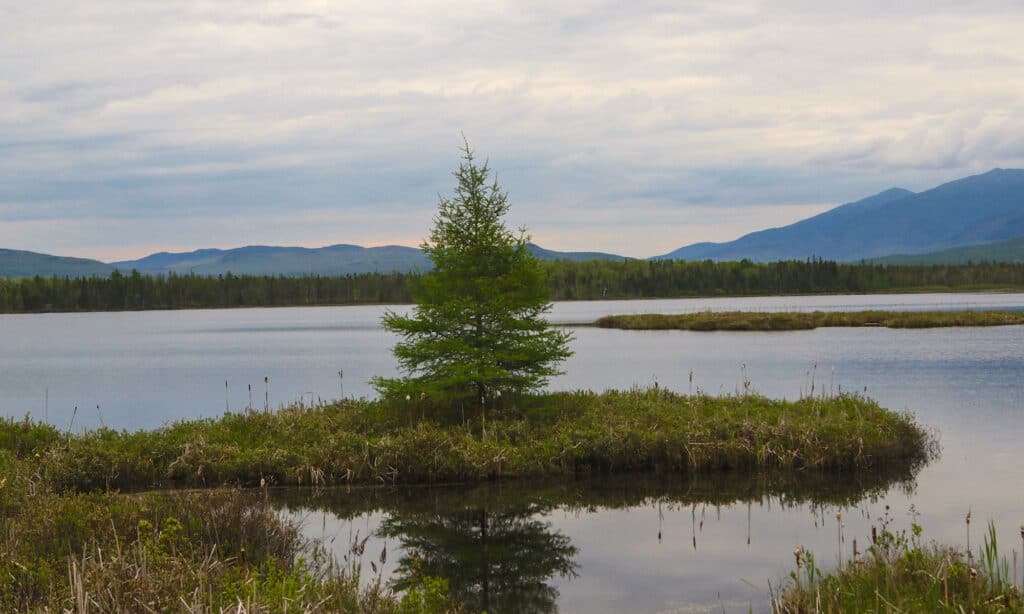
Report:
1,1,1022,259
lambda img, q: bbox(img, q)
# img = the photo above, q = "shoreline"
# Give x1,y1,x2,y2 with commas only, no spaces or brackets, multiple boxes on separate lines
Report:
1,285,1023,315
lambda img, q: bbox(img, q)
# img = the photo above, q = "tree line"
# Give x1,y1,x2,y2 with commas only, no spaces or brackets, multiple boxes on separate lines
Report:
2,259,1023,313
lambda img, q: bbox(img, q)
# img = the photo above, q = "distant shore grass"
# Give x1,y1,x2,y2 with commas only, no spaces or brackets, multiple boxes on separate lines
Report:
596,309,1024,331
774,515,1023,613
4,389,934,493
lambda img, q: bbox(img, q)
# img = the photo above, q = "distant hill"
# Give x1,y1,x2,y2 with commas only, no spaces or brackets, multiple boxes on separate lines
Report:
112,244,433,276
658,168,1024,262
873,236,1024,265
0,249,113,278
113,243,624,276
525,243,625,262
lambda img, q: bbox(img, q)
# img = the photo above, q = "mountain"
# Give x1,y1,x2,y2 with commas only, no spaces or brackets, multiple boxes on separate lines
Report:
2,242,626,278
113,244,433,276
0,249,114,278
873,235,1024,265
100,243,625,276
658,168,1024,262
525,243,625,262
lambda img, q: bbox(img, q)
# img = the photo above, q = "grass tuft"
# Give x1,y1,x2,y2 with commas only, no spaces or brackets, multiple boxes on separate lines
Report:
774,512,1023,613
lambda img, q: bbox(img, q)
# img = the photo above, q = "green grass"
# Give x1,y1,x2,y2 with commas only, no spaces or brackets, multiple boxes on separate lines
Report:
596,309,1024,331
774,514,1023,613
22,389,934,492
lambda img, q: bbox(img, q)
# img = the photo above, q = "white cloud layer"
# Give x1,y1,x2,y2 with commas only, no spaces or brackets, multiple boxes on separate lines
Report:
2,1,1023,259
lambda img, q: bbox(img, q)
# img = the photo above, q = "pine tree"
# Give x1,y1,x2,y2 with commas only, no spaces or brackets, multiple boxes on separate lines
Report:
373,143,572,415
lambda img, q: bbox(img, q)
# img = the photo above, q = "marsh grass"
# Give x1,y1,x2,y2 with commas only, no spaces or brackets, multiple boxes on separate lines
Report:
31,389,934,492
1,390,932,611
0,454,456,612
774,512,1023,613
597,310,1024,331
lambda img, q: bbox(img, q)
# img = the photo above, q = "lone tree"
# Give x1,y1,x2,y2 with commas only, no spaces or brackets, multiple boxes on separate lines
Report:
374,143,572,417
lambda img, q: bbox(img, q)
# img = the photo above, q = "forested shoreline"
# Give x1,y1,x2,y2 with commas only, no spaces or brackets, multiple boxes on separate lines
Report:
2,259,1023,313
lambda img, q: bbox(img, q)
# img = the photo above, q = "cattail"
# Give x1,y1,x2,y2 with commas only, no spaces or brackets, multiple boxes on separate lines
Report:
836,510,844,568
966,511,972,552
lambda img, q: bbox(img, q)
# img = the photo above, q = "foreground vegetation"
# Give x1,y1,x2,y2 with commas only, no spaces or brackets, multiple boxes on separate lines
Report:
0,448,455,613
3,259,1024,313
2,389,931,612
11,389,933,492
774,513,1023,613
597,309,1024,331
0,388,934,611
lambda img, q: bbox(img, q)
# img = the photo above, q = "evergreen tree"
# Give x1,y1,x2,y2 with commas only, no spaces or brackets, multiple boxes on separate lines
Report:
373,144,572,412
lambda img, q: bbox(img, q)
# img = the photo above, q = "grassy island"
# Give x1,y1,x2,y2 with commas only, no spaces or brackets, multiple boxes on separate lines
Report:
596,309,1024,331
13,389,933,492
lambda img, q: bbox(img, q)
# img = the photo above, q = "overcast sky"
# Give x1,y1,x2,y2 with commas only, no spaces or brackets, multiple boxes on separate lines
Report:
2,1,1023,260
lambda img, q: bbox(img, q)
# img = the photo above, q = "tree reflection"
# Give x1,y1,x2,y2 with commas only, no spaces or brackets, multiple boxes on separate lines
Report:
378,504,578,613
274,466,925,612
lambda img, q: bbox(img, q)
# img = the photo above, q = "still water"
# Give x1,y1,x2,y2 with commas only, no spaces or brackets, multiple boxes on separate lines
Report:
2,293,1023,612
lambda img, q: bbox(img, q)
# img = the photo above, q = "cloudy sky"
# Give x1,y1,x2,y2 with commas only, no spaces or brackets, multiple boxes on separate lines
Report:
2,1,1023,260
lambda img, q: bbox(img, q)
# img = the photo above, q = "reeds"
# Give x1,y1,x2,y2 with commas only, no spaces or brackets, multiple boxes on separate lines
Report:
774,515,1024,613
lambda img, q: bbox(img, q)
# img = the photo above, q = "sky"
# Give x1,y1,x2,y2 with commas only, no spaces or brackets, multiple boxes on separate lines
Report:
2,1,1023,261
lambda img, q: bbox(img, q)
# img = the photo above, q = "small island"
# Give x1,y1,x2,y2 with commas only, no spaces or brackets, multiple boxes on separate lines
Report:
596,309,1024,331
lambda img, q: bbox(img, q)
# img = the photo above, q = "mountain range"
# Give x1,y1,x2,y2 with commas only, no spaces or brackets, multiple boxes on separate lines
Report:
658,168,1024,261
3,168,1023,277
0,243,625,278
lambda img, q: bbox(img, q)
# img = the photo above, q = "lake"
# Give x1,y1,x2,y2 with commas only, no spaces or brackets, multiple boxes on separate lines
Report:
2,292,1023,612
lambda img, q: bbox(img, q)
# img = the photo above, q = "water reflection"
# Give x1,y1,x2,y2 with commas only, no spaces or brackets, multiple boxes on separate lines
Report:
274,467,920,613
380,506,577,613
